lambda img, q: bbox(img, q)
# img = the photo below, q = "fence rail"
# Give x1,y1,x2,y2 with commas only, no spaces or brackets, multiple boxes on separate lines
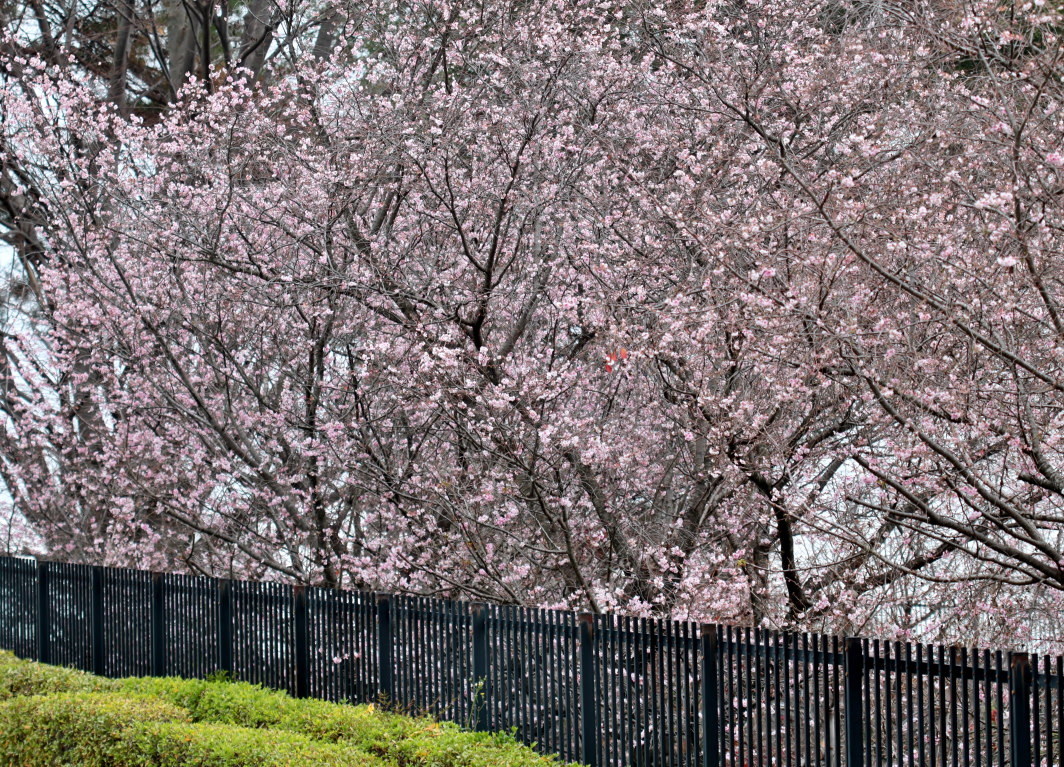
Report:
0,555,1054,767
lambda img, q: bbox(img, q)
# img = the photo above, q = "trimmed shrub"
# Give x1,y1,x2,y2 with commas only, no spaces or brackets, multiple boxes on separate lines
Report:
121,677,429,740
117,676,213,713
0,654,572,767
115,720,385,767
383,725,575,767
120,676,571,766
0,650,115,699
0,691,188,766
0,688,383,767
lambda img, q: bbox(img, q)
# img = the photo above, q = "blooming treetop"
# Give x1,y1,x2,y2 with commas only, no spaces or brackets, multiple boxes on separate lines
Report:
2,0,1064,647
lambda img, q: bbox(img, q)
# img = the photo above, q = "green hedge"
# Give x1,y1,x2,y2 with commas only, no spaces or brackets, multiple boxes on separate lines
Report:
115,721,384,767
119,676,572,767
0,692,187,766
121,677,424,743
0,690,382,767
0,653,574,767
0,650,114,699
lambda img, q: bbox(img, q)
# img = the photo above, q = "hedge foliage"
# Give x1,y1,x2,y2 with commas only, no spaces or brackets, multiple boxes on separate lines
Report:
119,675,572,767
114,721,384,767
0,692,187,766
0,652,573,767
0,650,114,699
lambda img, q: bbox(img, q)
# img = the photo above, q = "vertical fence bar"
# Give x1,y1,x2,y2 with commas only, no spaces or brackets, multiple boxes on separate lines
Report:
787,631,794,767
646,617,659,766
1056,657,1063,767
950,646,958,767
785,632,794,767
930,645,938,767
872,639,881,767
845,637,865,767
892,641,902,767
1033,654,1041,767
217,578,233,676
1009,652,1032,767
378,594,394,703
683,621,695,767
561,610,574,760
487,604,499,733
672,622,683,767
394,596,405,705
91,566,105,676
757,627,766,767
1044,655,1053,767
150,572,166,676
724,626,734,767
35,559,50,665
605,613,617,767
776,631,784,767
962,647,970,767
804,633,813,767
740,625,749,765
798,634,806,767
293,585,309,699
471,603,488,732
826,639,834,767
984,652,992,766
702,625,719,767
579,613,598,767
917,644,925,767
817,629,825,765
975,648,983,767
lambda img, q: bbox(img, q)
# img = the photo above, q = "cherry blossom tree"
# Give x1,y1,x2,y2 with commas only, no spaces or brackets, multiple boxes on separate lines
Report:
3,0,1064,647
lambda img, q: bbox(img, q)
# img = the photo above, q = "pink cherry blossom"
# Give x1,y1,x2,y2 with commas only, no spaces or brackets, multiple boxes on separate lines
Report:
0,0,1063,649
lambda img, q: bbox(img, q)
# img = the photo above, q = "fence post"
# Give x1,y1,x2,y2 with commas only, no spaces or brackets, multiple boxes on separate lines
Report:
702,625,720,767
471,603,489,732
377,594,394,703
35,559,50,665
1009,652,1033,767
150,572,166,676
844,637,864,767
217,578,233,676
579,613,599,767
91,566,105,676
293,585,309,698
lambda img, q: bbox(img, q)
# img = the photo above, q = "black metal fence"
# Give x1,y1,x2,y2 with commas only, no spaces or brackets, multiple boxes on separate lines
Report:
0,555,1055,767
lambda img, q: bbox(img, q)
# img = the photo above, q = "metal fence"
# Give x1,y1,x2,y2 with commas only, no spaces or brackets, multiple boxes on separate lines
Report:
0,555,1054,767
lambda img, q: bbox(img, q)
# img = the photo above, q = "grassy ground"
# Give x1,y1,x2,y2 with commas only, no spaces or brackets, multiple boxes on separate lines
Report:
0,651,576,767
